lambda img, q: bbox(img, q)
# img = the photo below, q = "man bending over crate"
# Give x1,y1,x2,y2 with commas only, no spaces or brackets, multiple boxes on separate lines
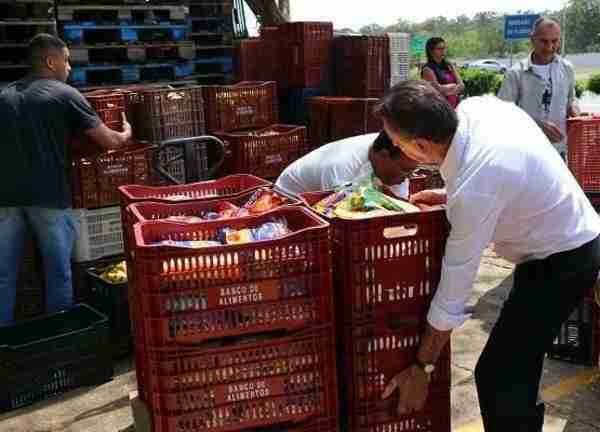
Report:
275,131,418,198
378,80,600,431
0,34,132,326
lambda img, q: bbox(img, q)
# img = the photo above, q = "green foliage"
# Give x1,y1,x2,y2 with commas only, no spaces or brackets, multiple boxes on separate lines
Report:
588,73,600,95
460,68,504,97
575,79,587,98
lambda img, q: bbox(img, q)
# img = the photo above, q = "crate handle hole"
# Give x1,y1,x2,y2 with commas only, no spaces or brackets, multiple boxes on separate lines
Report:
383,224,418,239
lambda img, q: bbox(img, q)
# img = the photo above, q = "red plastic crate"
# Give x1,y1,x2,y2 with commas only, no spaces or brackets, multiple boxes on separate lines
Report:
341,321,451,432
334,35,391,99
307,97,381,149
137,326,338,432
118,174,272,206
280,22,333,88
134,86,206,144
214,124,309,180
72,142,154,209
130,207,333,346
84,91,125,132
202,81,279,133
301,191,448,325
567,115,600,192
351,393,451,432
121,187,301,259
233,38,262,82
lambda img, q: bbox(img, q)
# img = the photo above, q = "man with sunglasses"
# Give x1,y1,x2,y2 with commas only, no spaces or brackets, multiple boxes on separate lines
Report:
0,34,132,326
498,17,578,159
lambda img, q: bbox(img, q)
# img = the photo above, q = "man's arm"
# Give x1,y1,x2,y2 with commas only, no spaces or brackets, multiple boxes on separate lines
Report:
383,190,502,415
85,112,132,151
497,69,519,102
566,62,580,118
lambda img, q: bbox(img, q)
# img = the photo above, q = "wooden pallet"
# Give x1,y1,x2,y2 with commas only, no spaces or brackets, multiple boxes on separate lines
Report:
70,42,194,64
0,20,55,43
69,61,194,86
62,23,187,46
0,2,53,21
57,4,187,23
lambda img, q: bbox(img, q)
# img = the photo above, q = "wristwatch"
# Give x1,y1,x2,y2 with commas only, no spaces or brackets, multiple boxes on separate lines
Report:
416,359,436,381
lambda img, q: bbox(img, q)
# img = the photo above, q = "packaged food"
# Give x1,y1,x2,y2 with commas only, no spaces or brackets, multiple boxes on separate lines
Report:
253,218,290,241
156,240,222,248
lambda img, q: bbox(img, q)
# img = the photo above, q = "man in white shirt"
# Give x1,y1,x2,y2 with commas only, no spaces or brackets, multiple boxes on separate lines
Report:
378,81,600,431
498,17,578,158
275,131,417,198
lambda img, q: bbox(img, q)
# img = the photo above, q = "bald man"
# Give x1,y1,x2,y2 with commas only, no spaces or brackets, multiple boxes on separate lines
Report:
498,17,578,159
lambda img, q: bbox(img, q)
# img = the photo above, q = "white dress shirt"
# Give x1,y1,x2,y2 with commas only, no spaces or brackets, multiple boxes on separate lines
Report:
275,133,410,198
428,96,600,331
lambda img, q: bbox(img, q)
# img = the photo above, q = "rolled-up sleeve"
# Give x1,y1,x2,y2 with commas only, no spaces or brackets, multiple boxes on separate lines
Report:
497,70,519,103
427,190,503,331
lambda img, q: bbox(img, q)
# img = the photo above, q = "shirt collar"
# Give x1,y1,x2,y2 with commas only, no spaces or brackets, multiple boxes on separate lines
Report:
523,52,561,70
440,110,468,182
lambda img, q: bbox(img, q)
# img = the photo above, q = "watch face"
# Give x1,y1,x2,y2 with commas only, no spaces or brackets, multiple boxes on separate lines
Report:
424,364,435,374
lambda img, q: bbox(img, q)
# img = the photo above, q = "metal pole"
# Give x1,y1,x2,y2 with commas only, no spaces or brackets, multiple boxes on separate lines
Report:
510,42,513,67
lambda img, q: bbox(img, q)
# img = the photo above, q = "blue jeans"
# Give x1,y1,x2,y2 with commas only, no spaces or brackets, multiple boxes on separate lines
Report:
0,207,80,326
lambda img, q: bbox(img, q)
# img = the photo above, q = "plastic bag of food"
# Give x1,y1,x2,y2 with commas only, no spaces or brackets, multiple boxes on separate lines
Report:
243,188,286,214
156,239,222,248
253,218,290,241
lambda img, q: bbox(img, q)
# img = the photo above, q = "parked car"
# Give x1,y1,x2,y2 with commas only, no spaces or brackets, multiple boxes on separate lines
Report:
463,59,507,74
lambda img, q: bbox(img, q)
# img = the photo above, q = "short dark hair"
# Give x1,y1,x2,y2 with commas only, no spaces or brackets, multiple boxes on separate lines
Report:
374,80,458,144
371,130,404,159
28,33,66,68
425,37,448,66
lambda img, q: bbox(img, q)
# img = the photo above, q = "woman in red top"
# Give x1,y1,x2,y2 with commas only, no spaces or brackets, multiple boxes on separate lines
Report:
421,37,465,108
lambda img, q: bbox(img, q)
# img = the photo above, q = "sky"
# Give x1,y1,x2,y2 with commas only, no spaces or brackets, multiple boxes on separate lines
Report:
244,0,566,35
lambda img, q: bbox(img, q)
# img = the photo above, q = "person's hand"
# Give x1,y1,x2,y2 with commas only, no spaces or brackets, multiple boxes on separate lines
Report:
382,365,430,416
539,120,564,143
121,112,132,139
410,189,447,209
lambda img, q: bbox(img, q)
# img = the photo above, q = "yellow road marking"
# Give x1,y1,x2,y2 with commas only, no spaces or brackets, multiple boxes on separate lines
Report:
454,368,599,432
541,368,599,402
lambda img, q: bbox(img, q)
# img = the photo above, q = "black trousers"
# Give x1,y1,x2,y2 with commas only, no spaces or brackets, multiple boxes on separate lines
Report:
475,236,600,432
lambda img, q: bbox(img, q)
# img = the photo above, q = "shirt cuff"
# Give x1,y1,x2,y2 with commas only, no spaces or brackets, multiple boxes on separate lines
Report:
426,298,472,331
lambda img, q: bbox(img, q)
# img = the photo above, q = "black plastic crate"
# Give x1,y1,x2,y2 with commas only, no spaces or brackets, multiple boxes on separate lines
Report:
548,299,598,365
87,261,132,358
0,304,113,412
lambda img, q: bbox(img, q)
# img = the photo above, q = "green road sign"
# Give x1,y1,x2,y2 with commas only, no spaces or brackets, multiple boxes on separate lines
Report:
410,35,427,56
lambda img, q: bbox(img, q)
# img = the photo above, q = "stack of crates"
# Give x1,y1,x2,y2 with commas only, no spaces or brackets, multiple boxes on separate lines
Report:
301,191,451,432
118,175,339,432
69,89,155,357
388,33,411,87
306,96,381,149
546,115,600,365
0,0,56,86
332,35,390,99
56,0,195,89
202,80,310,181
234,22,333,126
188,0,247,85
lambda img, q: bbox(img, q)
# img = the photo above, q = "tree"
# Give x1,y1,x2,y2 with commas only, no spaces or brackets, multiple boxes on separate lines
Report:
359,23,385,34
245,0,288,25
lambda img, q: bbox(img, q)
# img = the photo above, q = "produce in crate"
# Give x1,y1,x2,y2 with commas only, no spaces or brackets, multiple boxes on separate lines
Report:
162,188,287,223
312,176,420,219
154,217,291,248
97,261,128,284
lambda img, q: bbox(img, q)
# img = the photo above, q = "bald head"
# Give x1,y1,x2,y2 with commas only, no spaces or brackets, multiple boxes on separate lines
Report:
530,17,561,64
531,17,561,36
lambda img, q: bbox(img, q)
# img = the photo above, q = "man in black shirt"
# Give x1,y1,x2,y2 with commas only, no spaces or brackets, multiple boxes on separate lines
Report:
0,34,132,326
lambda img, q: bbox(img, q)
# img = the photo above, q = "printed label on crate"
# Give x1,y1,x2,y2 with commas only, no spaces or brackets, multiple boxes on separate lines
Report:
265,154,284,165
236,106,255,116
100,163,129,176
214,377,286,404
207,280,281,308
